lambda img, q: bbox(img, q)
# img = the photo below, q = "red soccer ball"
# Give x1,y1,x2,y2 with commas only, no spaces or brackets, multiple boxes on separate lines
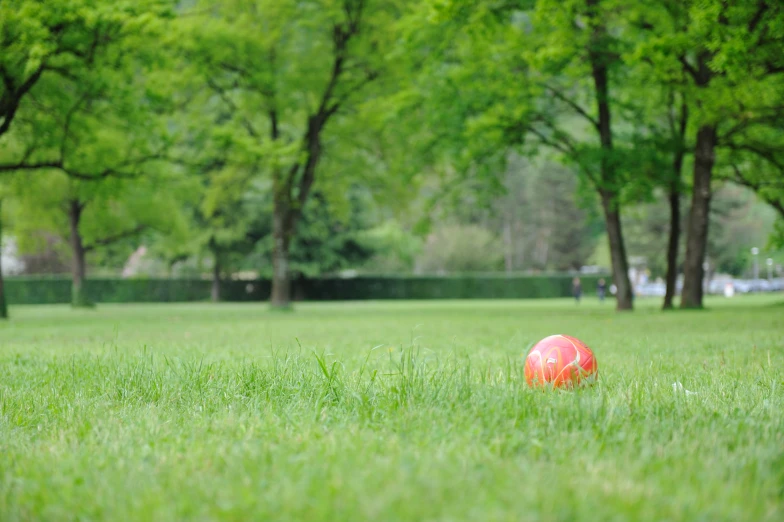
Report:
524,334,598,388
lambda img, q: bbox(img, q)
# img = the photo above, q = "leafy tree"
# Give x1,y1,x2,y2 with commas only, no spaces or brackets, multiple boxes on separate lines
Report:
621,84,691,308
241,186,378,279
521,0,649,309
165,131,263,302
0,0,142,316
409,0,640,309
6,169,184,306
659,93,690,309
634,0,784,308
175,0,403,309
0,0,179,306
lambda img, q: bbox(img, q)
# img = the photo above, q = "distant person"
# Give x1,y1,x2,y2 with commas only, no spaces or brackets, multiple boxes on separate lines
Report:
597,278,607,302
572,277,582,303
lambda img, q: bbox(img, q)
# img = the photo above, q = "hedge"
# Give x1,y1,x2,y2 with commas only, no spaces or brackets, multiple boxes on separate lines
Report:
3,274,610,305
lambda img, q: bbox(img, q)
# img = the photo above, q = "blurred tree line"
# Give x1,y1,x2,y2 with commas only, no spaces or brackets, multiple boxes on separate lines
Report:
1,0,783,317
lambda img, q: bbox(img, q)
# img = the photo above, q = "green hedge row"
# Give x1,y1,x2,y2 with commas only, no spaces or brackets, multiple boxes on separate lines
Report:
3,274,610,305
298,274,608,300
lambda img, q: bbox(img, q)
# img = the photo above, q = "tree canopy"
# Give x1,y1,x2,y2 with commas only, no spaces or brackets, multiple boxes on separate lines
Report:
0,0,783,316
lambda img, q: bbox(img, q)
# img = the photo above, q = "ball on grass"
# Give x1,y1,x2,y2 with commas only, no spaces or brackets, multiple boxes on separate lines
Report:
524,334,598,388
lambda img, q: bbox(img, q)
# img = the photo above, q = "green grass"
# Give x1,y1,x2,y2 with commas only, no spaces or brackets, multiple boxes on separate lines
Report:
1,295,783,521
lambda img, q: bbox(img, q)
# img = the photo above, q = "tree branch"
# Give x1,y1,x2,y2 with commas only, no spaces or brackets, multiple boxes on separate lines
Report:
206,78,259,139
724,141,784,171
543,84,599,130
0,151,165,180
748,1,769,33
719,110,784,141
0,65,45,137
730,163,784,217
328,68,379,116
526,117,598,185
60,91,92,163
83,225,146,252
0,161,63,173
678,55,699,81
282,0,368,228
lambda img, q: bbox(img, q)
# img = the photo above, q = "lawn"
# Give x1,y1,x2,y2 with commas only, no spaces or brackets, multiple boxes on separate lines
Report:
0,295,782,521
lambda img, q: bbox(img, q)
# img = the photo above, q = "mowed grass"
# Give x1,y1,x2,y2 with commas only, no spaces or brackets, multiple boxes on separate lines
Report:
0,296,783,522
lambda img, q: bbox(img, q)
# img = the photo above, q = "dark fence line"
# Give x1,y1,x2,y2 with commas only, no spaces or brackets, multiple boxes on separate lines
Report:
3,274,610,305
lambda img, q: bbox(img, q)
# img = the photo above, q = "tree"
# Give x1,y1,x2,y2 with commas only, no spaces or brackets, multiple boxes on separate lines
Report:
720,88,784,222
515,0,639,309
661,95,690,309
6,168,183,306
251,188,377,279
170,135,263,303
1,0,118,317
177,0,402,309
0,0,180,306
622,84,691,309
409,0,640,309
634,0,784,308
682,0,784,307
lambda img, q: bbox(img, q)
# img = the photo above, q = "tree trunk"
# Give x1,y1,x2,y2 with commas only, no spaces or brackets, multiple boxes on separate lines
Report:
0,199,7,319
662,185,681,310
663,99,688,310
211,249,221,303
600,191,634,310
680,125,717,309
588,14,633,311
68,200,92,308
270,197,292,309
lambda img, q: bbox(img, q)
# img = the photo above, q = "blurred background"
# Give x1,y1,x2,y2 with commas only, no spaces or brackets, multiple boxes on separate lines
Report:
1,0,783,312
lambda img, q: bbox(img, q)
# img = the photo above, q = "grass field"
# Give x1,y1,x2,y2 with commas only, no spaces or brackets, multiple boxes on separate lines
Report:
1,295,783,521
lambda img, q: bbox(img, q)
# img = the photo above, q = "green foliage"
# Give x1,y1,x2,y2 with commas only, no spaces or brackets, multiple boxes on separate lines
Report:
7,171,185,252
771,219,784,250
170,0,407,194
242,189,379,279
416,224,504,273
286,191,377,277
359,221,423,273
0,0,188,307
4,277,72,304
707,185,782,276
0,0,176,138
413,155,603,273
